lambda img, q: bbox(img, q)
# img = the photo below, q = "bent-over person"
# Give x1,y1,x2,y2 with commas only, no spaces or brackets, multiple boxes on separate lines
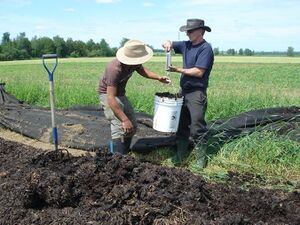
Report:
99,39,170,154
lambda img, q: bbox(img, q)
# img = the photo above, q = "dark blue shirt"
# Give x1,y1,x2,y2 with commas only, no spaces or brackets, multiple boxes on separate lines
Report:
172,40,214,94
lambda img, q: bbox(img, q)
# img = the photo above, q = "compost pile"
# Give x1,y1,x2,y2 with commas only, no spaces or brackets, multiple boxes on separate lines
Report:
1,137,299,225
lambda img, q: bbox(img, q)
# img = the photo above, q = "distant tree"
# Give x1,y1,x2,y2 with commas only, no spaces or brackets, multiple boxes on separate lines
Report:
66,38,75,56
287,46,295,57
111,47,118,56
86,39,97,51
86,39,101,57
0,32,18,60
14,32,31,59
148,44,154,50
31,36,55,57
119,37,129,48
227,48,236,55
53,35,67,57
0,45,4,60
98,38,112,56
72,40,87,57
213,47,220,55
244,48,254,56
1,32,11,45
1,44,18,60
238,48,244,55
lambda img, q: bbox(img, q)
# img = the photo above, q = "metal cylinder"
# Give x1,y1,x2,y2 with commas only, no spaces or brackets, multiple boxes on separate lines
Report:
165,51,171,71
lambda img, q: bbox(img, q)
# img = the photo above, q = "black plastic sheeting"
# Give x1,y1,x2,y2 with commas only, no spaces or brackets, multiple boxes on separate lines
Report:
0,83,299,152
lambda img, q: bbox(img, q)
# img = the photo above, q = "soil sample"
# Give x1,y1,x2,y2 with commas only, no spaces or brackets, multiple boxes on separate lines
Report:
155,92,182,99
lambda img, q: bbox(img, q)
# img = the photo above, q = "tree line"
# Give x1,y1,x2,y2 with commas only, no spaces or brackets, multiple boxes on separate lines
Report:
213,47,297,57
213,47,255,56
0,32,298,61
0,32,133,61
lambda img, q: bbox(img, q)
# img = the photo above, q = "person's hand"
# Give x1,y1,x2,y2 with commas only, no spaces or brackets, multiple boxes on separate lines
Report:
122,119,134,134
168,65,179,73
158,76,171,84
162,40,172,52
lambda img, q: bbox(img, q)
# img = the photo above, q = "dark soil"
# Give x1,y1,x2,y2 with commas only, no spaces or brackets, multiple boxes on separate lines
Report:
0,137,299,225
155,92,182,99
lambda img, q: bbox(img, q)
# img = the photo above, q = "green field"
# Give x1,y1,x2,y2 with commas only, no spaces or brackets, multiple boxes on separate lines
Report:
0,56,299,188
1,56,299,117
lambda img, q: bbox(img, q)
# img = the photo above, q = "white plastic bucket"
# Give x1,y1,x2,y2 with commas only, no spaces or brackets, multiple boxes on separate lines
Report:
153,94,184,132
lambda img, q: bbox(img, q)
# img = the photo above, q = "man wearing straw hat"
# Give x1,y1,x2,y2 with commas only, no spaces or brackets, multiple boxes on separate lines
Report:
162,19,214,169
99,39,171,155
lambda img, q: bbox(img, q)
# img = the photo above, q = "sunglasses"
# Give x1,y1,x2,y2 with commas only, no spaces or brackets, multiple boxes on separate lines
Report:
187,28,199,34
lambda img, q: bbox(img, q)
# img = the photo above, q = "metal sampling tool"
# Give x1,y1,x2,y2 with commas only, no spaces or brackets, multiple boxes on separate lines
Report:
165,51,178,92
165,51,172,84
165,51,171,71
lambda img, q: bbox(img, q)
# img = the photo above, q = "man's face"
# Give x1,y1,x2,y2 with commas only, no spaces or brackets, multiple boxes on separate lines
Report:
186,28,203,41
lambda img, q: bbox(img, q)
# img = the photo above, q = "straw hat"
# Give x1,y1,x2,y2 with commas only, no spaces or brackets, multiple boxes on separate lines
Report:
116,40,153,65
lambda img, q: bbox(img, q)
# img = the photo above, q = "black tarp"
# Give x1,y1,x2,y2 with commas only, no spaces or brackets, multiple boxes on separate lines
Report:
0,83,299,152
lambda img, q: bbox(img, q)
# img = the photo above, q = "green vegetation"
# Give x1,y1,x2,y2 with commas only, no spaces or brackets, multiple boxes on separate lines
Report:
1,32,299,61
207,132,300,187
0,32,119,60
0,56,299,189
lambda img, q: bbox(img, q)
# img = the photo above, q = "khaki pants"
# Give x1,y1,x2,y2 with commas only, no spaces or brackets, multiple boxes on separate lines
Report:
100,94,137,139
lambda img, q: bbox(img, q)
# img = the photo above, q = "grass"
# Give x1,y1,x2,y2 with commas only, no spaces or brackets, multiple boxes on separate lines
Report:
206,131,300,184
0,56,299,189
1,56,299,116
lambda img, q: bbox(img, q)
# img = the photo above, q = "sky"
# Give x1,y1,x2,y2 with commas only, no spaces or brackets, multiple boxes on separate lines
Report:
0,0,299,52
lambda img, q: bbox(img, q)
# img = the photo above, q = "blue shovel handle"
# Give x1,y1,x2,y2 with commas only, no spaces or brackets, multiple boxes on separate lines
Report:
42,54,58,81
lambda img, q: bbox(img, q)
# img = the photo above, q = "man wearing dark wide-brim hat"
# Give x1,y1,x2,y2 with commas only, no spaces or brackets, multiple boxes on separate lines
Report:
162,18,214,169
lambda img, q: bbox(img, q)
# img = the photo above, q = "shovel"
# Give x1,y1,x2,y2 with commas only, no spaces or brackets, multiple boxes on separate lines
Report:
42,54,59,152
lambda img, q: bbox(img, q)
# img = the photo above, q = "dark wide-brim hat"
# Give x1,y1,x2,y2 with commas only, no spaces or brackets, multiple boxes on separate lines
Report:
179,19,211,32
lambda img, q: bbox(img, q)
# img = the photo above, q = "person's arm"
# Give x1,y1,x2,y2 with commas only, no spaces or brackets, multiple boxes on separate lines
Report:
168,66,206,78
137,66,171,83
106,86,134,134
162,40,204,76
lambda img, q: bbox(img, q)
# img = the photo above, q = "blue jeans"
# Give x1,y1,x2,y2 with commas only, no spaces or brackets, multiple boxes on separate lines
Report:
176,90,208,146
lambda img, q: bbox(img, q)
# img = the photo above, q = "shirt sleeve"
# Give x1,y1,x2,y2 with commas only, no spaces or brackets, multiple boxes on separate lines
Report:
172,41,184,54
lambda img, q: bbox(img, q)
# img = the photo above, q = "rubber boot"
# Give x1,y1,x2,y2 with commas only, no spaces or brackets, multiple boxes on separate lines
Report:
192,144,208,170
109,138,129,155
171,138,190,165
124,137,132,153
